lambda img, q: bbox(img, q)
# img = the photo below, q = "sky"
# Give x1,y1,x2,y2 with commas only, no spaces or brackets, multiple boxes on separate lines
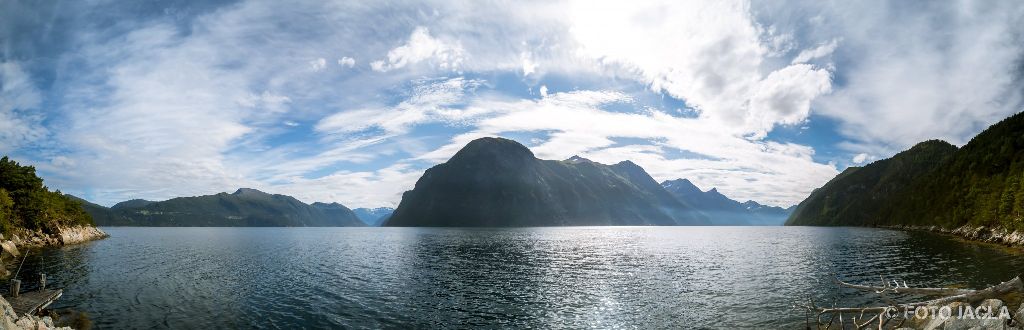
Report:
1,0,1022,208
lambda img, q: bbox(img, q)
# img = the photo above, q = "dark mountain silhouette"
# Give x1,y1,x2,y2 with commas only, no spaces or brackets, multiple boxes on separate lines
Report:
384,137,710,227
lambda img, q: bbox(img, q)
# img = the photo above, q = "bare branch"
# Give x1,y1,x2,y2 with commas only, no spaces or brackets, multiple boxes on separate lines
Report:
834,277,974,296
906,276,1022,307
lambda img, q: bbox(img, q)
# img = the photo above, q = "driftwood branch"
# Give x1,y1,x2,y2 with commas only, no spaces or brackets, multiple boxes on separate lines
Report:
800,276,1023,330
834,276,975,296
907,276,1022,307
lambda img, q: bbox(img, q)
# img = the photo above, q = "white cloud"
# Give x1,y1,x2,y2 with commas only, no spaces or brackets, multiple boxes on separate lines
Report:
309,58,327,71
271,163,423,208
788,1,1024,154
316,77,484,136
792,39,839,64
520,51,537,76
337,56,355,68
567,0,835,138
747,64,832,138
539,85,548,97
0,62,47,152
852,153,869,164
237,91,292,117
370,27,465,73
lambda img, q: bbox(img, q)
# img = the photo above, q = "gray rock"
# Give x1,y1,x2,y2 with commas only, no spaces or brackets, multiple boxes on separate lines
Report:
941,299,1012,330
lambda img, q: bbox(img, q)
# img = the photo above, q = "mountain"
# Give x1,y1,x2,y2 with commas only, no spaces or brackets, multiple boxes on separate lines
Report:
384,137,710,227
661,179,793,225
111,199,155,209
352,207,394,226
85,188,365,227
743,201,794,222
67,195,135,226
786,112,1024,228
785,140,957,226
310,202,366,227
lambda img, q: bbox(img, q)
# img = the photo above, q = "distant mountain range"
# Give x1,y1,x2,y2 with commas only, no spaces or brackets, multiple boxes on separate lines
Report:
70,138,793,228
786,111,1024,228
661,179,794,225
385,137,791,227
353,207,394,226
74,188,365,227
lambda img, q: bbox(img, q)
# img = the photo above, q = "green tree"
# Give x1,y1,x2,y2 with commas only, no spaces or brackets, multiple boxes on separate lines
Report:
0,156,94,233
1000,175,1018,218
0,188,13,234
1015,173,1024,222
0,156,43,193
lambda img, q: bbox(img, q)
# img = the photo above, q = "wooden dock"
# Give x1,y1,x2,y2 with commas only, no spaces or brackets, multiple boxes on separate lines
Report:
7,288,62,316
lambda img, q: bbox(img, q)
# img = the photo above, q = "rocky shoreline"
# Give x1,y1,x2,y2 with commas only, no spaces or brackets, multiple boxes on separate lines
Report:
0,226,107,330
886,224,1024,248
1,298,69,330
5,226,109,248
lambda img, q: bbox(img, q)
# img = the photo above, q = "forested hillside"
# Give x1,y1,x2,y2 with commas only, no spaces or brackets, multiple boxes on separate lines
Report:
0,156,94,235
787,112,1024,229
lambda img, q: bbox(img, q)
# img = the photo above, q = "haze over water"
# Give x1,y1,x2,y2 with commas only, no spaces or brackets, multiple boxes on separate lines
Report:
14,227,1024,328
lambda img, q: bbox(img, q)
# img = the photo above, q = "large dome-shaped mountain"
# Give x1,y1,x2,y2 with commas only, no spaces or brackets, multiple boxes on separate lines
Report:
384,137,709,226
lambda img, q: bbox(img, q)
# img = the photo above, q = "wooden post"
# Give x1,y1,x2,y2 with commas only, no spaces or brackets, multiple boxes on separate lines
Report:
39,274,46,291
10,279,20,298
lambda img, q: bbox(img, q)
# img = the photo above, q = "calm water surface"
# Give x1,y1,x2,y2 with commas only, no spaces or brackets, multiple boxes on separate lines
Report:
11,226,1024,328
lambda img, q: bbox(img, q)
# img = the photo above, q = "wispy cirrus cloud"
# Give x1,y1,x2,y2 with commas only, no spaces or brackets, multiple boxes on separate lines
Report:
0,61,46,153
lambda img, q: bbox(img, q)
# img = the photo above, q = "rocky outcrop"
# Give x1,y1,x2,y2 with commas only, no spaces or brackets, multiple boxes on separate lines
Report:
887,224,1024,247
4,226,108,248
0,294,70,330
57,226,109,246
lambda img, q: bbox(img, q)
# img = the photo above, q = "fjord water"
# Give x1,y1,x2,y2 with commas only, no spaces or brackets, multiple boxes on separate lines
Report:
14,227,1024,328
